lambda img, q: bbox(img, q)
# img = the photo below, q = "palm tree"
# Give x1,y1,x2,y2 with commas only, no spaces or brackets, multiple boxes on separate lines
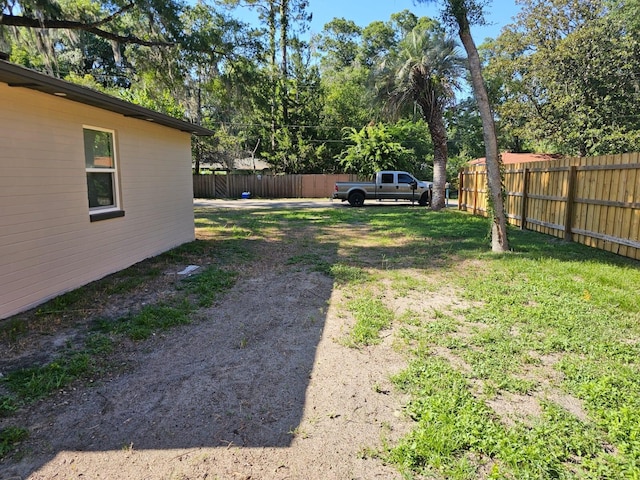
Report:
377,21,464,210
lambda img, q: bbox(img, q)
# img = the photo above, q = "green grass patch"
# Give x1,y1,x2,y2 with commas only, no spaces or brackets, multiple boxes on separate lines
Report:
1,302,195,409
287,252,332,274
0,396,19,418
330,263,371,285
389,358,605,479
386,219,640,478
0,318,28,343
0,427,28,458
96,301,193,341
3,352,96,401
345,291,394,346
180,266,238,307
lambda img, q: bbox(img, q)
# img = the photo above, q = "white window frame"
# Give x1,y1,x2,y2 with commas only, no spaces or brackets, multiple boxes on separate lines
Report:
83,126,122,219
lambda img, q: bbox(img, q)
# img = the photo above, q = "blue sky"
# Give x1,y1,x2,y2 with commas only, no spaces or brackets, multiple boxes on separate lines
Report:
230,0,522,43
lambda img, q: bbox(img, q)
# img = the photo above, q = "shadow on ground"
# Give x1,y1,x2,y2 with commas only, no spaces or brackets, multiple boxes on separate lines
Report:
1,210,337,478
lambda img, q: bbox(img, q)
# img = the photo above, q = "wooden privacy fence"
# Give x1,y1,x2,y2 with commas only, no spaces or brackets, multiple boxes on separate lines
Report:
459,153,640,260
193,173,359,200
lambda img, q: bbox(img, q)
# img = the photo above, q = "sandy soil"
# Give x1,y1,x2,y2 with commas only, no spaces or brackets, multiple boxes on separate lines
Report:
1,201,423,480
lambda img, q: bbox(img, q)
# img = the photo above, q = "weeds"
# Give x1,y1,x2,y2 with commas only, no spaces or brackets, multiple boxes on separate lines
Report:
0,427,28,458
180,266,238,307
384,219,640,478
345,291,394,346
286,253,332,275
3,352,96,402
329,263,370,285
95,301,192,341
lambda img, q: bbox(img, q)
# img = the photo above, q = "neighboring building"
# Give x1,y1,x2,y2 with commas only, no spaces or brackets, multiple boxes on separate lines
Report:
0,60,214,319
197,156,272,174
469,152,563,166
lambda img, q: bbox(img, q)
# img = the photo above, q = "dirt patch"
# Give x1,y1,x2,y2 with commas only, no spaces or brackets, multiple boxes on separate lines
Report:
0,213,416,479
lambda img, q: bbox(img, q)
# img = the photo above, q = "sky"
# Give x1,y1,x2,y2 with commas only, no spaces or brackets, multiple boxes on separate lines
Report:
231,0,522,43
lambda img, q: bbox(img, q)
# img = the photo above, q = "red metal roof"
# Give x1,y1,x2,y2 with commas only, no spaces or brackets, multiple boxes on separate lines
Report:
470,152,564,165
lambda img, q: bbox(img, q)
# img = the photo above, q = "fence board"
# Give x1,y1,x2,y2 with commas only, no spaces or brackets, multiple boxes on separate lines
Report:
554,164,566,236
460,153,640,260
620,153,639,257
585,158,600,248
629,153,640,260
577,159,590,246
605,155,619,253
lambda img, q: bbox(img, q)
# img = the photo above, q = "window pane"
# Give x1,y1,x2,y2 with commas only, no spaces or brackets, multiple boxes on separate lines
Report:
84,129,114,168
381,173,394,184
87,172,115,208
398,174,413,183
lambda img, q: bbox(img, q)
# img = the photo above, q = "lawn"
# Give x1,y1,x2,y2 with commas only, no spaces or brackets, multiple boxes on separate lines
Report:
199,204,640,479
1,204,640,479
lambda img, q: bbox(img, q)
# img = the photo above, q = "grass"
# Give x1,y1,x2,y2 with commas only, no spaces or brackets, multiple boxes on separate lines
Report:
2,204,640,477
180,266,238,307
94,301,193,341
0,427,28,458
345,291,395,346
3,352,97,401
380,220,640,478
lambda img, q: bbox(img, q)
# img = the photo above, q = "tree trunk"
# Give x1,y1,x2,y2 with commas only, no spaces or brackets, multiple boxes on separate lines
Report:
457,22,509,252
194,84,202,175
268,3,277,151
424,109,448,211
280,0,289,128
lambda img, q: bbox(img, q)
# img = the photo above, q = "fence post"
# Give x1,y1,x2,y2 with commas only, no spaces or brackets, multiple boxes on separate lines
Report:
472,170,479,215
520,168,530,230
458,169,463,210
564,166,577,241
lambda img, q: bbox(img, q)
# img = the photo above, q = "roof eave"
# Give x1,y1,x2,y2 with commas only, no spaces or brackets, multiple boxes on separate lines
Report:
0,60,214,136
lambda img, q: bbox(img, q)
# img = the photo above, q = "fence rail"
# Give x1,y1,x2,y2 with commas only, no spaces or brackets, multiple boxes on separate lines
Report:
193,173,359,200
459,153,640,260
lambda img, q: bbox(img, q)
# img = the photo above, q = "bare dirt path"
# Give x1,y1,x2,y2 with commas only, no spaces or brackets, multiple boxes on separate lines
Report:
1,201,418,480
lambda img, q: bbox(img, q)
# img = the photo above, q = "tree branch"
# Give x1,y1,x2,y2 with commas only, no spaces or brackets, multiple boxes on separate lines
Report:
87,3,135,29
1,14,174,47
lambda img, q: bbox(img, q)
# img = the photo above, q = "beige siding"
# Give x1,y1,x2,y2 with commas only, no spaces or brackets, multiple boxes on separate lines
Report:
0,82,195,319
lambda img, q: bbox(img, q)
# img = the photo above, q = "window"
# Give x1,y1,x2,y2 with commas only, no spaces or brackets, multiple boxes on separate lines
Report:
83,127,123,221
381,173,394,184
398,173,415,184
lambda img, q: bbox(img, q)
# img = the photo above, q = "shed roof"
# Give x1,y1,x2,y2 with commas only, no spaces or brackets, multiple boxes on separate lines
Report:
0,59,214,136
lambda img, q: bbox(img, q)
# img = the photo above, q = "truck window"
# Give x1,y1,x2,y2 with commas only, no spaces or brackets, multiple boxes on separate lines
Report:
381,173,394,184
398,173,414,184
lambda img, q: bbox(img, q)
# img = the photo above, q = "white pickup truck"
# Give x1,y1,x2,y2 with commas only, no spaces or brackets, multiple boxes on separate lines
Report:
332,171,433,207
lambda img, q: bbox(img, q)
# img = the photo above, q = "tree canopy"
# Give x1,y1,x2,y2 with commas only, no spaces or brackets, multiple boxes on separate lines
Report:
486,0,640,156
2,0,639,177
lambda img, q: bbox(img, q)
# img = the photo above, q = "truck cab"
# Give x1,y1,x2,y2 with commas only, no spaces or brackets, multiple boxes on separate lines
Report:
377,171,423,200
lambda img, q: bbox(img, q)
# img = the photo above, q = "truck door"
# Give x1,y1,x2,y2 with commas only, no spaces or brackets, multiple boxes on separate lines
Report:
397,172,418,199
378,172,396,200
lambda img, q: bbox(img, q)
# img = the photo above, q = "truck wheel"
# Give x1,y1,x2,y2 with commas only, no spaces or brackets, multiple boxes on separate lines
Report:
419,192,430,206
348,192,365,207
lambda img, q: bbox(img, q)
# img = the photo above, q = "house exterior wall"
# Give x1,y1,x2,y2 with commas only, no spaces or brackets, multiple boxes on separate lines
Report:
0,82,195,319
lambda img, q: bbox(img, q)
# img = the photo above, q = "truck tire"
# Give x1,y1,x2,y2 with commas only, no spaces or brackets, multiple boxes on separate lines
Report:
348,191,365,207
419,192,430,206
